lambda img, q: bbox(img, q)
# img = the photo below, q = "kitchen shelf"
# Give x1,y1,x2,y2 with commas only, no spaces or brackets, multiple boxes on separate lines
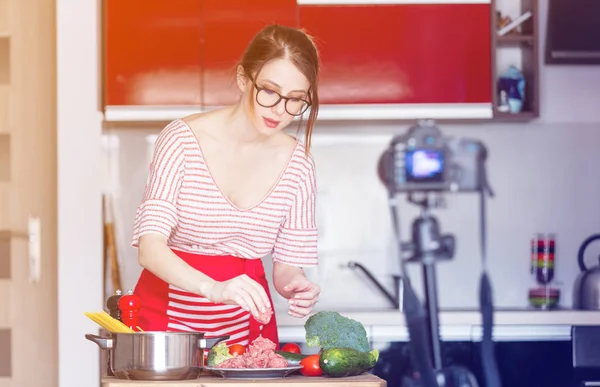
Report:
497,34,535,46
0,134,8,181
277,308,600,342
491,0,539,121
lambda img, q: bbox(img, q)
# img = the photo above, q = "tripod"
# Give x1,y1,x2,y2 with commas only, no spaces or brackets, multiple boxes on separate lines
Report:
401,192,455,370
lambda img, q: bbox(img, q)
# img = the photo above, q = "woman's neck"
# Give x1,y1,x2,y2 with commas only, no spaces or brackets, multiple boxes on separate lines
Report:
223,101,271,147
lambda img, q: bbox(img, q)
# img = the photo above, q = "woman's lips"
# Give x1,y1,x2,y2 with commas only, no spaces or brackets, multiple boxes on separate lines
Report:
262,117,280,128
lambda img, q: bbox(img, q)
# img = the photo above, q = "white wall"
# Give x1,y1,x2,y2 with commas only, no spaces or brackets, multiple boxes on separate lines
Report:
57,1,103,387
58,1,600,387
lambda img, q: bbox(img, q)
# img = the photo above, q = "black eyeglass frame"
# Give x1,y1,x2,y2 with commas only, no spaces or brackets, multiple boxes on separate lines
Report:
252,83,312,117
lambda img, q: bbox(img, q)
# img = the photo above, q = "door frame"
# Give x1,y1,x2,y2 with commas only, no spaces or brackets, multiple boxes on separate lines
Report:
57,0,104,386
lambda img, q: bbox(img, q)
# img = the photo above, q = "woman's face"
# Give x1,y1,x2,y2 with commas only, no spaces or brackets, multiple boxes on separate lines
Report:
238,58,311,135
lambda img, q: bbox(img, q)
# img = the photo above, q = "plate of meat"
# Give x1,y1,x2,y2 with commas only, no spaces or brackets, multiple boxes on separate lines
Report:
205,336,303,380
204,365,303,380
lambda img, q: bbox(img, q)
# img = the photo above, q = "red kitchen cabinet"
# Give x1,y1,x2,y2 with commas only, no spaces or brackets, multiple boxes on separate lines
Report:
201,1,297,107
298,4,492,105
103,0,203,106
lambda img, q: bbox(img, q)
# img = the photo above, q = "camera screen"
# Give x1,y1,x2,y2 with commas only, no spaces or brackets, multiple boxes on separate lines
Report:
405,149,444,183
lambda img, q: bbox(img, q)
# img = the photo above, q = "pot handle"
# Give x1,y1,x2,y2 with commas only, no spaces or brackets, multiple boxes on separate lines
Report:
200,335,230,349
85,334,113,350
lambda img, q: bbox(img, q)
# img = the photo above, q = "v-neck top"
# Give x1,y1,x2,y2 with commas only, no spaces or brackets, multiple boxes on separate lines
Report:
131,119,318,267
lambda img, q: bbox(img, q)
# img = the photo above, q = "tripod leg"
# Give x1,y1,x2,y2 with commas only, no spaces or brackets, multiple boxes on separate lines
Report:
423,263,443,370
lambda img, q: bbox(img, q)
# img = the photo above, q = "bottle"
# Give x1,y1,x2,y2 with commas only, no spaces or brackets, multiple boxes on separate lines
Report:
118,289,142,331
106,289,122,321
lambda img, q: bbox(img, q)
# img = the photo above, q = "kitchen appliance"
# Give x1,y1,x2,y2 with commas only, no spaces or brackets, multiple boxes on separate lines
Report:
376,120,500,387
573,234,600,310
86,332,229,380
573,325,600,385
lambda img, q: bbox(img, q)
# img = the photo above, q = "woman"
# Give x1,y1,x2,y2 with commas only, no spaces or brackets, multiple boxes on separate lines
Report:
130,24,321,349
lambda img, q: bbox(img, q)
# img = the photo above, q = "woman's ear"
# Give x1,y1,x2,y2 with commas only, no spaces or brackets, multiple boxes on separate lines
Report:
236,65,247,92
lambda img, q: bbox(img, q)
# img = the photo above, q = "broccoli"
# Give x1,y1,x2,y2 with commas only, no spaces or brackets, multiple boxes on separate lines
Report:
304,311,370,352
206,342,233,366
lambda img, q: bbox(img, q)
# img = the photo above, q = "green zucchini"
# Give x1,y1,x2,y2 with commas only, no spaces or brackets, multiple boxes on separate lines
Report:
319,347,379,377
275,350,308,366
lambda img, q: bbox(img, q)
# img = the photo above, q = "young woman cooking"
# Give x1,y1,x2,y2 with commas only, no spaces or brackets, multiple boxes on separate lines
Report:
130,24,321,349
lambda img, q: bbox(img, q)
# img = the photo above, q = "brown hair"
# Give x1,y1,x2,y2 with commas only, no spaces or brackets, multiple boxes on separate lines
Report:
238,24,320,152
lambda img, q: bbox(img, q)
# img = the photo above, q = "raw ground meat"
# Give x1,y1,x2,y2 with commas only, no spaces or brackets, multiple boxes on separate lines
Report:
254,307,273,325
216,336,288,369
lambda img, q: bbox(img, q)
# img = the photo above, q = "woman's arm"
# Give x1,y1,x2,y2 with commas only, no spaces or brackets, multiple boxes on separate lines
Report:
273,262,320,317
138,233,214,296
272,262,304,299
139,234,271,316
271,153,320,317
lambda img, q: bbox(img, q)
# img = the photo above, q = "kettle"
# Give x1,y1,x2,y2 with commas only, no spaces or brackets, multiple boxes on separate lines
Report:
573,234,600,310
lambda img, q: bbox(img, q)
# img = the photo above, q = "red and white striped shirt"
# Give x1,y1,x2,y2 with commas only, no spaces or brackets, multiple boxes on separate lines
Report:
130,119,318,345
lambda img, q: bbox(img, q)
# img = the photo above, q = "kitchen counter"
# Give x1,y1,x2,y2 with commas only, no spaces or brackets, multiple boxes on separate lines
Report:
276,308,600,342
102,375,386,387
276,308,600,326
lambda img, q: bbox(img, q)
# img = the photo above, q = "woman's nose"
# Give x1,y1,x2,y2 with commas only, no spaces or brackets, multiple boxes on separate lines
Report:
272,99,286,115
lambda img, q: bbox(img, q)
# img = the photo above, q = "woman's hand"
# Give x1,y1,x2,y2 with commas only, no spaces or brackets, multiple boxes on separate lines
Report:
283,274,320,318
204,274,271,319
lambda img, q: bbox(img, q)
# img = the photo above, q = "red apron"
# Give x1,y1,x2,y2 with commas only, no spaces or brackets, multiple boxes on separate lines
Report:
133,250,280,349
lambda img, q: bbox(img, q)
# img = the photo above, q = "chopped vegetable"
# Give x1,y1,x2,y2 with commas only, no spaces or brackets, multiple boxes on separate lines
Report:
206,342,234,366
228,344,246,356
300,354,323,376
281,342,301,354
319,347,379,377
304,311,370,352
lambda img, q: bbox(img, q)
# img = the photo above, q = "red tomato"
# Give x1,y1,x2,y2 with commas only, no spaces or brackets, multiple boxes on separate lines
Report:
300,354,322,376
228,344,246,356
281,343,301,354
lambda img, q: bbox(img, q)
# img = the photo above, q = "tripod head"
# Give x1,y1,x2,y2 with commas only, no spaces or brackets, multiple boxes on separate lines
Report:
403,192,455,265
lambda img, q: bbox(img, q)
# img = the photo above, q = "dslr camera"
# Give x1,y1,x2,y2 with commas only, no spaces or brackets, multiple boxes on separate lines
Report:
378,120,488,193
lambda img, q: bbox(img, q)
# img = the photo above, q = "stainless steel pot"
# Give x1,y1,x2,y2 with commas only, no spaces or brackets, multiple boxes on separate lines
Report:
85,332,229,380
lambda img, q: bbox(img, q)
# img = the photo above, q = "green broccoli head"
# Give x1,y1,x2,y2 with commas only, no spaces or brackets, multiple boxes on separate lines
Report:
206,342,233,366
304,311,370,352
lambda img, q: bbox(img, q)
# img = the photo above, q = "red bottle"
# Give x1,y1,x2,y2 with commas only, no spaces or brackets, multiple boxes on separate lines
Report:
118,289,142,331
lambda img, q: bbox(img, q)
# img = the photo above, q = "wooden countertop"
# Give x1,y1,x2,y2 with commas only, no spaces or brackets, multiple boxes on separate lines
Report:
101,374,386,387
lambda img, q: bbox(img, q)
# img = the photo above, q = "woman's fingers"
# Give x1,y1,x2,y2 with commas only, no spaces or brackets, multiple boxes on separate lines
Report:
234,288,261,316
215,275,272,318
290,298,317,308
240,275,271,312
287,308,305,318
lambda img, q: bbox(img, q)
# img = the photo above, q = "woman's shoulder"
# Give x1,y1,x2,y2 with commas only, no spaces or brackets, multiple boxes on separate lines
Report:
156,118,196,143
286,137,316,179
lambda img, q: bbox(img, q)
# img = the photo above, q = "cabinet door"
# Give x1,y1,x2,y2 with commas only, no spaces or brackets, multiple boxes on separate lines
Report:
202,0,297,107
103,0,203,106
298,4,492,105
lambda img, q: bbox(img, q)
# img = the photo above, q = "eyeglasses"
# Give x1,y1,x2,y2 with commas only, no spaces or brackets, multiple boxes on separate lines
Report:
254,84,311,116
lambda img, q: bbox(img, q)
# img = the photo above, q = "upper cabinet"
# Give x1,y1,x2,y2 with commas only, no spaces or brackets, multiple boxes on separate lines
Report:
202,1,297,107
103,1,499,122
103,0,203,106
298,3,492,110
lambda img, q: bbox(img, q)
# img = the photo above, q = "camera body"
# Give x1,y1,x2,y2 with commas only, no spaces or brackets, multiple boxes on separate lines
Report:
379,120,488,193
